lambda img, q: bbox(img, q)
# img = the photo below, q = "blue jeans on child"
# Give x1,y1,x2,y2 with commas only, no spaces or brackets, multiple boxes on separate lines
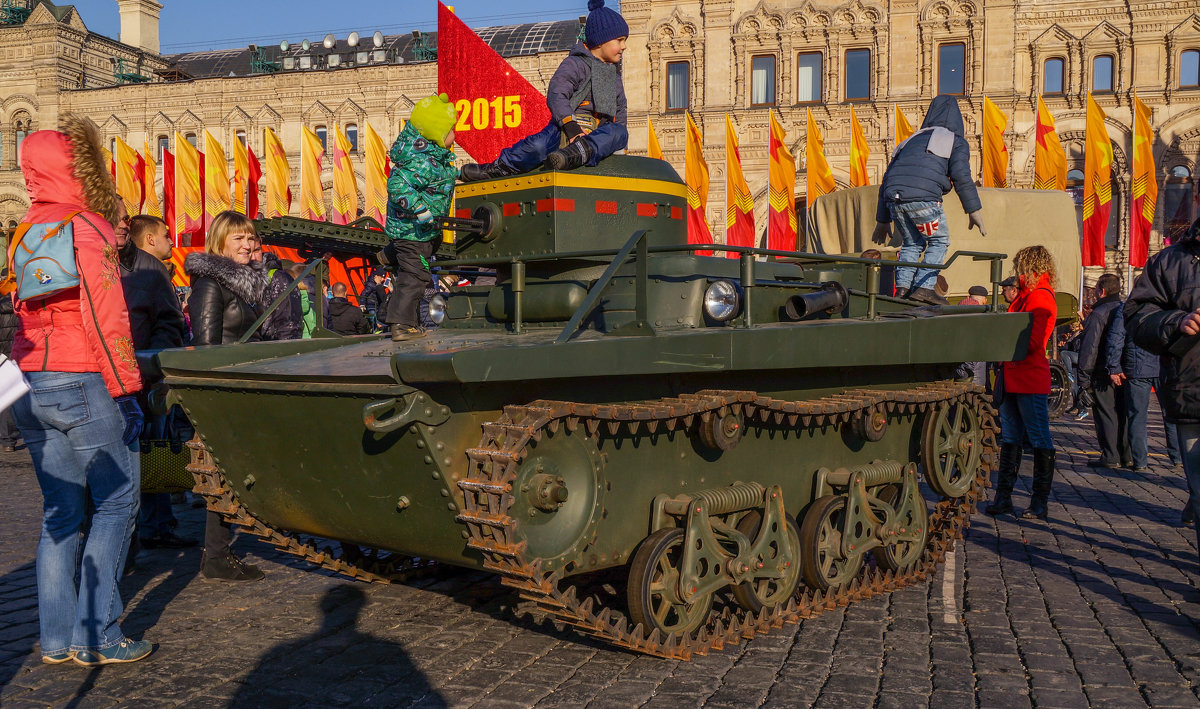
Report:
889,200,948,292
496,120,630,173
999,393,1054,450
13,371,139,655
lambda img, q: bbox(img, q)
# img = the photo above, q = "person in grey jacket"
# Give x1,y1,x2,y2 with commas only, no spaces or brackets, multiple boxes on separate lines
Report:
459,0,629,180
1079,273,1131,468
872,95,987,305
1105,302,1181,474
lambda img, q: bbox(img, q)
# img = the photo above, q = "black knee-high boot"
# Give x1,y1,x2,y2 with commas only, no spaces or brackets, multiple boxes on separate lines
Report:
1021,448,1056,520
985,443,1023,516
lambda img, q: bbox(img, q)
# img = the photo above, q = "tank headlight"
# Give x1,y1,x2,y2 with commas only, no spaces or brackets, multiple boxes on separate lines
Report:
428,294,447,325
704,280,740,322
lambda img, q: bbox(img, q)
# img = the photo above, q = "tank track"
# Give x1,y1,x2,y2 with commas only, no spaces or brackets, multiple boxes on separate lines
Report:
457,382,998,659
185,439,440,584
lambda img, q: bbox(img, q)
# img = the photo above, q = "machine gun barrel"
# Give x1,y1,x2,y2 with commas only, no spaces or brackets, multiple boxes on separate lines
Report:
784,282,849,320
253,216,388,259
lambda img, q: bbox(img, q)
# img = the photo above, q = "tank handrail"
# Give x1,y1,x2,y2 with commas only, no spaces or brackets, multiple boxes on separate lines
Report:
554,230,650,344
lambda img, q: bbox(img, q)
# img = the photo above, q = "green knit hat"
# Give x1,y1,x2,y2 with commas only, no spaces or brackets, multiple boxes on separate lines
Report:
409,93,456,145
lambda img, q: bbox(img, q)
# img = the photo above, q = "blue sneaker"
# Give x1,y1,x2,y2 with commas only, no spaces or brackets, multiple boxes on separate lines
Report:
73,639,152,666
41,650,74,664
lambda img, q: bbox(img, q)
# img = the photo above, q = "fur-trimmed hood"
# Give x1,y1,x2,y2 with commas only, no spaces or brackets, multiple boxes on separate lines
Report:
184,252,268,305
20,114,119,226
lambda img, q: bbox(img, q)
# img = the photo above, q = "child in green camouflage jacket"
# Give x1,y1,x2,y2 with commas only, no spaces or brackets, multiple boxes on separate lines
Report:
381,93,457,341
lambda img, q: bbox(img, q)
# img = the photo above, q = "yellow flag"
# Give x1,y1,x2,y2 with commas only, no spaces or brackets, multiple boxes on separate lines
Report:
203,130,231,230
1082,93,1113,267
724,114,754,254
648,118,664,160
300,126,327,221
362,122,388,226
895,105,914,145
263,127,290,218
142,141,161,218
1130,92,1156,267
331,124,359,225
982,97,1009,188
232,136,248,215
805,109,835,208
849,106,870,188
174,132,203,237
112,137,141,215
767,110,797,251
1033,96,1067,191
684,111,713,251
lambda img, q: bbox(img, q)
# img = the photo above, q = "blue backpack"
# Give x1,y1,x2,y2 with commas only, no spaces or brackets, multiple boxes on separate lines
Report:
3,210,82,301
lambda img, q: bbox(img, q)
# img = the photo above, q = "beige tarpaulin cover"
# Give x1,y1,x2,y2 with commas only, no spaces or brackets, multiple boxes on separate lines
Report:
807,185,1082,300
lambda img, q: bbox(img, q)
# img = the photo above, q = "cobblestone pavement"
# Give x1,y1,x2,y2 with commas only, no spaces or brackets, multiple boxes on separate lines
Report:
2,411,1199,708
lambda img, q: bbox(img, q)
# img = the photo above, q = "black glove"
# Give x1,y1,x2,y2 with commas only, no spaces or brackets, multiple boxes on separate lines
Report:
561,119,585,143
115,395,145,447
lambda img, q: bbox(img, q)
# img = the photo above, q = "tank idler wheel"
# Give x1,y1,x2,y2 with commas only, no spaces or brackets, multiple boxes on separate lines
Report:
871,485,929,572
627,528,715,638
799,495,864,592
852,407,888,442
698,410,744,451
920,400,982,499
731,510,803,613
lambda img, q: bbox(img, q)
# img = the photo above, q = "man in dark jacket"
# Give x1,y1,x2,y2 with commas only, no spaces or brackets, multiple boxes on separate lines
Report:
118,213,195,551
872,95,987,306
360,268,390,329
1126,217,1200,540
1079,273,1131,468
1106,304,1180,473
327,282,370,335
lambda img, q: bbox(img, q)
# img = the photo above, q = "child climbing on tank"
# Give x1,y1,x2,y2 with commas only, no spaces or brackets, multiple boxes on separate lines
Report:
459,0,629,180
380,93,458,342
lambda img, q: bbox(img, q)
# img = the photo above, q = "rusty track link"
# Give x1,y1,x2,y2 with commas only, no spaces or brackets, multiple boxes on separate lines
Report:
456,383,998,659
185,440,439,584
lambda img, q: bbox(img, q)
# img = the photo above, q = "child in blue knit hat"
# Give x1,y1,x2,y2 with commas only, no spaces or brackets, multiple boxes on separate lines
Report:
460,0,629,181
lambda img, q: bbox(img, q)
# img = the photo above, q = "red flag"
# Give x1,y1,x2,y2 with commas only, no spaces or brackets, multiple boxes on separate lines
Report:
163,148,176,243
248,147,262,219
437,1,551,162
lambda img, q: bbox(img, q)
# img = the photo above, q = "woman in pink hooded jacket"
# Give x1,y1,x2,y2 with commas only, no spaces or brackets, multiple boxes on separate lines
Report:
13,115,150,666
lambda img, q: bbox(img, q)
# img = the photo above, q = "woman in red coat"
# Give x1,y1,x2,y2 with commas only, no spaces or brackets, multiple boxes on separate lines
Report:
985,245,1059,520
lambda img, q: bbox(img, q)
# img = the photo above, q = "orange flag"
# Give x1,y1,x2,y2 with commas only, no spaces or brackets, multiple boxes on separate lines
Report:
982,97,1009,188
1130,92,1156,268
174,132,203,239
724,114,755,256
849,106,870,188
203,130,231,232
232,136,248,215
648,118,664,160
263,127,290,218
1083,93,1113,267
684,111,713,255
331,124,359,225
767,110,797,252
142,141,161,218
300,126,326,221
1033,96,1067,191
895,105,914,145
362,121,388,226
805,109,835,208
113,137,142,215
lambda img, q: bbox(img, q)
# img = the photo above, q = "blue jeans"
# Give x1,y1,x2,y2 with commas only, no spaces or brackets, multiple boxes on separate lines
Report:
1175,423,1200,551
1126,378,1180,467
13,372,140,655
890,200,948,292
497,120,630,173
999,393,1054,450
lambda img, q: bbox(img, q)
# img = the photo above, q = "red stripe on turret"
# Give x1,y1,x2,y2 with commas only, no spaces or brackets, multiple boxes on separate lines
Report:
595,201,618,214
456,208,470,219
502,203,520,216
637,203,658,217
537,198,575,213
670,207,683,220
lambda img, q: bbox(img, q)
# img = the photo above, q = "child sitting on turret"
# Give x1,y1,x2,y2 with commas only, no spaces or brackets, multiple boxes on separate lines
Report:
380,93,458,342
459,0,629,181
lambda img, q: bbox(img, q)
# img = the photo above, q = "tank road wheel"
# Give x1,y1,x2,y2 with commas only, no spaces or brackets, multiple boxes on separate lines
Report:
731,510,803,613
799,495,864,592
627,528,715,637
871,485,929,572
852,406,888,442
698,410,744,451
920,400,982,498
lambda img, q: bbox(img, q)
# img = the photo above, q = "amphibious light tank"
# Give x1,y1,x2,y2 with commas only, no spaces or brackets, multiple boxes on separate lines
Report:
158,156,1033,659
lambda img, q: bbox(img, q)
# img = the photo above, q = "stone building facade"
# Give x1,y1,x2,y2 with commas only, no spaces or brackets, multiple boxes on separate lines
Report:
3,0,1200,271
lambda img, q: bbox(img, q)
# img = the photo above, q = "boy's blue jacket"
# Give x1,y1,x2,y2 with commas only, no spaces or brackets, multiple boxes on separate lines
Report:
385,121,457,242
875,95,981,223
547,42,627,125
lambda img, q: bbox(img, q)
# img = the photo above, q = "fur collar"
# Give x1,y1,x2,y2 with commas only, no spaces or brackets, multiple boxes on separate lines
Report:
60,114,119,226
184,252,267,305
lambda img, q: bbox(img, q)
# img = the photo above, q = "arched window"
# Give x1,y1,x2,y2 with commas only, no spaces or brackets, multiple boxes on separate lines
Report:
1164,165,1195,244
184,133,197,147
1043,58,1064,94
1066,168,1085,208
1092,54,1114,92
345,123,358,153
14,111,33,166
